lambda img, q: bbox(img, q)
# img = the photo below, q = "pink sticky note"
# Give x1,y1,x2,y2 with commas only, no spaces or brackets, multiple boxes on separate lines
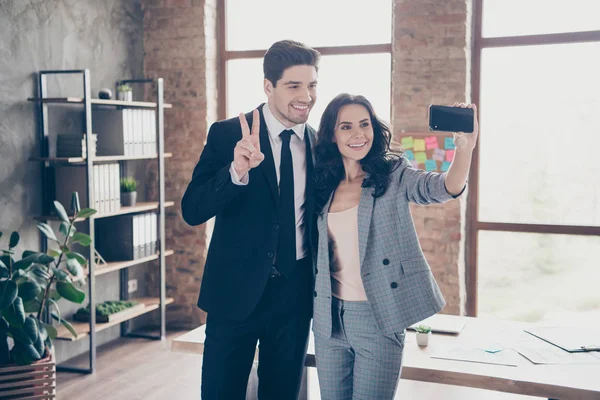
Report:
411,159,420,169
425,136,438,150
446,150,455,162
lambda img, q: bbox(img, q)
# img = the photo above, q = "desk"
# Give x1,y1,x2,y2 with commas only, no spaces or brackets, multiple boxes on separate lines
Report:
172,315,600,399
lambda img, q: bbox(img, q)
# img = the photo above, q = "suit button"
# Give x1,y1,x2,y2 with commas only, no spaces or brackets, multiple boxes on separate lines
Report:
383,259,390,265
267,251,274,258
315,268,318,275
314,291,317,297
391,282,398,289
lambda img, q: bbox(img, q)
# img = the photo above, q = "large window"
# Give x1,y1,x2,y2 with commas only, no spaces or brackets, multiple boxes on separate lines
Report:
470,0,600,324
482,0,600,38
221,0,393,127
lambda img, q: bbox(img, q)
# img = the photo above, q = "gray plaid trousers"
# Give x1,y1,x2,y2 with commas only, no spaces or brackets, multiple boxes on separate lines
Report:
314,297,405,400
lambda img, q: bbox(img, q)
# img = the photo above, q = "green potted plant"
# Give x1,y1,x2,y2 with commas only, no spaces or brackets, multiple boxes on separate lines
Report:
415,324,432,347
116,83,132,102
0,198,95,396
120,177,137,207
0,200,95,362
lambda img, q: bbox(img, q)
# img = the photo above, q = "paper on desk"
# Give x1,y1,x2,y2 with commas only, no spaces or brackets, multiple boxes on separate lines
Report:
513,339,600,365
431,347,522,367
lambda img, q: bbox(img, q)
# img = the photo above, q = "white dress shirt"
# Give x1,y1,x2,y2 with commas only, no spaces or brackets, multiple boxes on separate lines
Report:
230,104,308,259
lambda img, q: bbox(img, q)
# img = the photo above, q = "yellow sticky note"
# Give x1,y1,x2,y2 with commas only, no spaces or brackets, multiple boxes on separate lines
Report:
401,136,414,149
414,139,426,152
415,152,427,163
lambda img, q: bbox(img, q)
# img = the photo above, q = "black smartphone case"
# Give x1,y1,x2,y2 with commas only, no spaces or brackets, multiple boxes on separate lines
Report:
429,105,474,133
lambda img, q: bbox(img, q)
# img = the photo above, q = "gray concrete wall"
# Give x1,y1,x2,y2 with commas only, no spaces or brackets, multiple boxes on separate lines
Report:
0,0,152,364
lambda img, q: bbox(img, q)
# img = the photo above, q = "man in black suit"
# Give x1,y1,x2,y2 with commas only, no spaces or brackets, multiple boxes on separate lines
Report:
181,40,320,400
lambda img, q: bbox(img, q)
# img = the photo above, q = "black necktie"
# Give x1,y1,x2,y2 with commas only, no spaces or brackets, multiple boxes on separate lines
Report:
276,129,296,275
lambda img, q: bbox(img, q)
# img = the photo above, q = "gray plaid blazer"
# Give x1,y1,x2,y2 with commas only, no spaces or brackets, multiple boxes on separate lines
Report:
313,157,462,338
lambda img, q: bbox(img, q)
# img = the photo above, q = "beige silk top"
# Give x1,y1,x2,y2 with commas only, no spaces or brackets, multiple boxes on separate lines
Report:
327,205,368,301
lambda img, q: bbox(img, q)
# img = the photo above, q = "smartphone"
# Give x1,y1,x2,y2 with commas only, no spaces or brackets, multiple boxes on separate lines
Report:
429,105,474,133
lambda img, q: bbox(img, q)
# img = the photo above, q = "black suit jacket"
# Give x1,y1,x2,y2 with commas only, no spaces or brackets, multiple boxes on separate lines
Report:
181,104,317,321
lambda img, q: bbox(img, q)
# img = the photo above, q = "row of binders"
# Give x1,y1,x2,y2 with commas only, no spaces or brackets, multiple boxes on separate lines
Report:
55,163,120,215
92,109,157,157
95,213,158,261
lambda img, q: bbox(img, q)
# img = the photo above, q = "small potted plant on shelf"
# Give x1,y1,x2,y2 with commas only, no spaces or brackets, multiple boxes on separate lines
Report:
120,177,137,207
116,83,132,102
0,197,95,397
415,324,432,347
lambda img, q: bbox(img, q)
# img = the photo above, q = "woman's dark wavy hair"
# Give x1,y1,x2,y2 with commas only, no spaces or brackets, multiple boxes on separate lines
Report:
314,93,403,213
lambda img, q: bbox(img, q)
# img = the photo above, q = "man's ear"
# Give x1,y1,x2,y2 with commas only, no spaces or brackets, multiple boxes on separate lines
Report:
264,78,274,96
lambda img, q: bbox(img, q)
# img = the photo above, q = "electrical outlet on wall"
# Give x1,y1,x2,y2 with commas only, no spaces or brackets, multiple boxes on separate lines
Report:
128,279,138,294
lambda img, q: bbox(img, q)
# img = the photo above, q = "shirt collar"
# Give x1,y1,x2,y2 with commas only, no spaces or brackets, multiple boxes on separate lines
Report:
262,103,305,141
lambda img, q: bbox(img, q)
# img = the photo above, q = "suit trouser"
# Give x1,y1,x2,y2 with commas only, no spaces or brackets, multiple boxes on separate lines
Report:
314,296,405,400
201,258,312,400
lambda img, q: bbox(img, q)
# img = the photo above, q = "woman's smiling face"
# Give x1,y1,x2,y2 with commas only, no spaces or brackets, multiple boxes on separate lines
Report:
333,104,374,162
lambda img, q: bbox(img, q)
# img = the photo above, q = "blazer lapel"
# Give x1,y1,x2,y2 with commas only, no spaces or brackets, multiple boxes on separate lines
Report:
358,185,375,267
318,191,334,270
256,104,279,206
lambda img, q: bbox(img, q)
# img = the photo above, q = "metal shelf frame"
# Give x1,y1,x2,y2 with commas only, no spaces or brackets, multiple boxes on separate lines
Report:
33,70,169,374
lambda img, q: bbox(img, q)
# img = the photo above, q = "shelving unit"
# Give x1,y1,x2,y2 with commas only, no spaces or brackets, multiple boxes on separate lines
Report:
29,69,172,374
92,250,174,277
35,201,175,222
55,298,175,341
29,153,173,164
27,97,173,109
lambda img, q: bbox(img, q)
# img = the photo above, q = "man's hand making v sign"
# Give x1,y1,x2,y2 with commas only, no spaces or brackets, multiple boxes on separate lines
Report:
233,109,265,179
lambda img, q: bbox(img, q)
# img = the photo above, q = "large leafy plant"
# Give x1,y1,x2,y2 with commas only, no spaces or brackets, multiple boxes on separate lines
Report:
0,200,96,365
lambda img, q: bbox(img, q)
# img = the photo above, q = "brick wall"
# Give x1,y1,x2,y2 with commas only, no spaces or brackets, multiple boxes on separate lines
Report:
392,0,471,315
143,0,218,328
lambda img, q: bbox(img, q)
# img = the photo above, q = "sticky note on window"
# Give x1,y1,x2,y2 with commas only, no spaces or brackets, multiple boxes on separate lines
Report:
446,150,455,162
441,161,451,172
414,139,426,152
433,148,445,161
425,159,437,171
401,136,414,149
415,152,427,163
404,150,415,160
425,136,438,150
444,137,456,150
411,159,420,169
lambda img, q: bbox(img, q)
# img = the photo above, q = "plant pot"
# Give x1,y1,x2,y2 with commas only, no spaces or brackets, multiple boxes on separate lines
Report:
0,347,56,399
416,331,431,347
121,191,137,207
117,91,132,101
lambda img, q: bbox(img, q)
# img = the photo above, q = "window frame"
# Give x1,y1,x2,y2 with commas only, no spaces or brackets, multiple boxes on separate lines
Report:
467,0,600,316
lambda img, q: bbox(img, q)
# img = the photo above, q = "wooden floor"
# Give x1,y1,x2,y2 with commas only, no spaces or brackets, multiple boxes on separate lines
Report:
57,330,202,400
57,330,539,400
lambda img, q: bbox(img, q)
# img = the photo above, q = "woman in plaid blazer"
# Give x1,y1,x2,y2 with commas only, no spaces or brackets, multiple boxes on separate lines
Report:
311,93,479,399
